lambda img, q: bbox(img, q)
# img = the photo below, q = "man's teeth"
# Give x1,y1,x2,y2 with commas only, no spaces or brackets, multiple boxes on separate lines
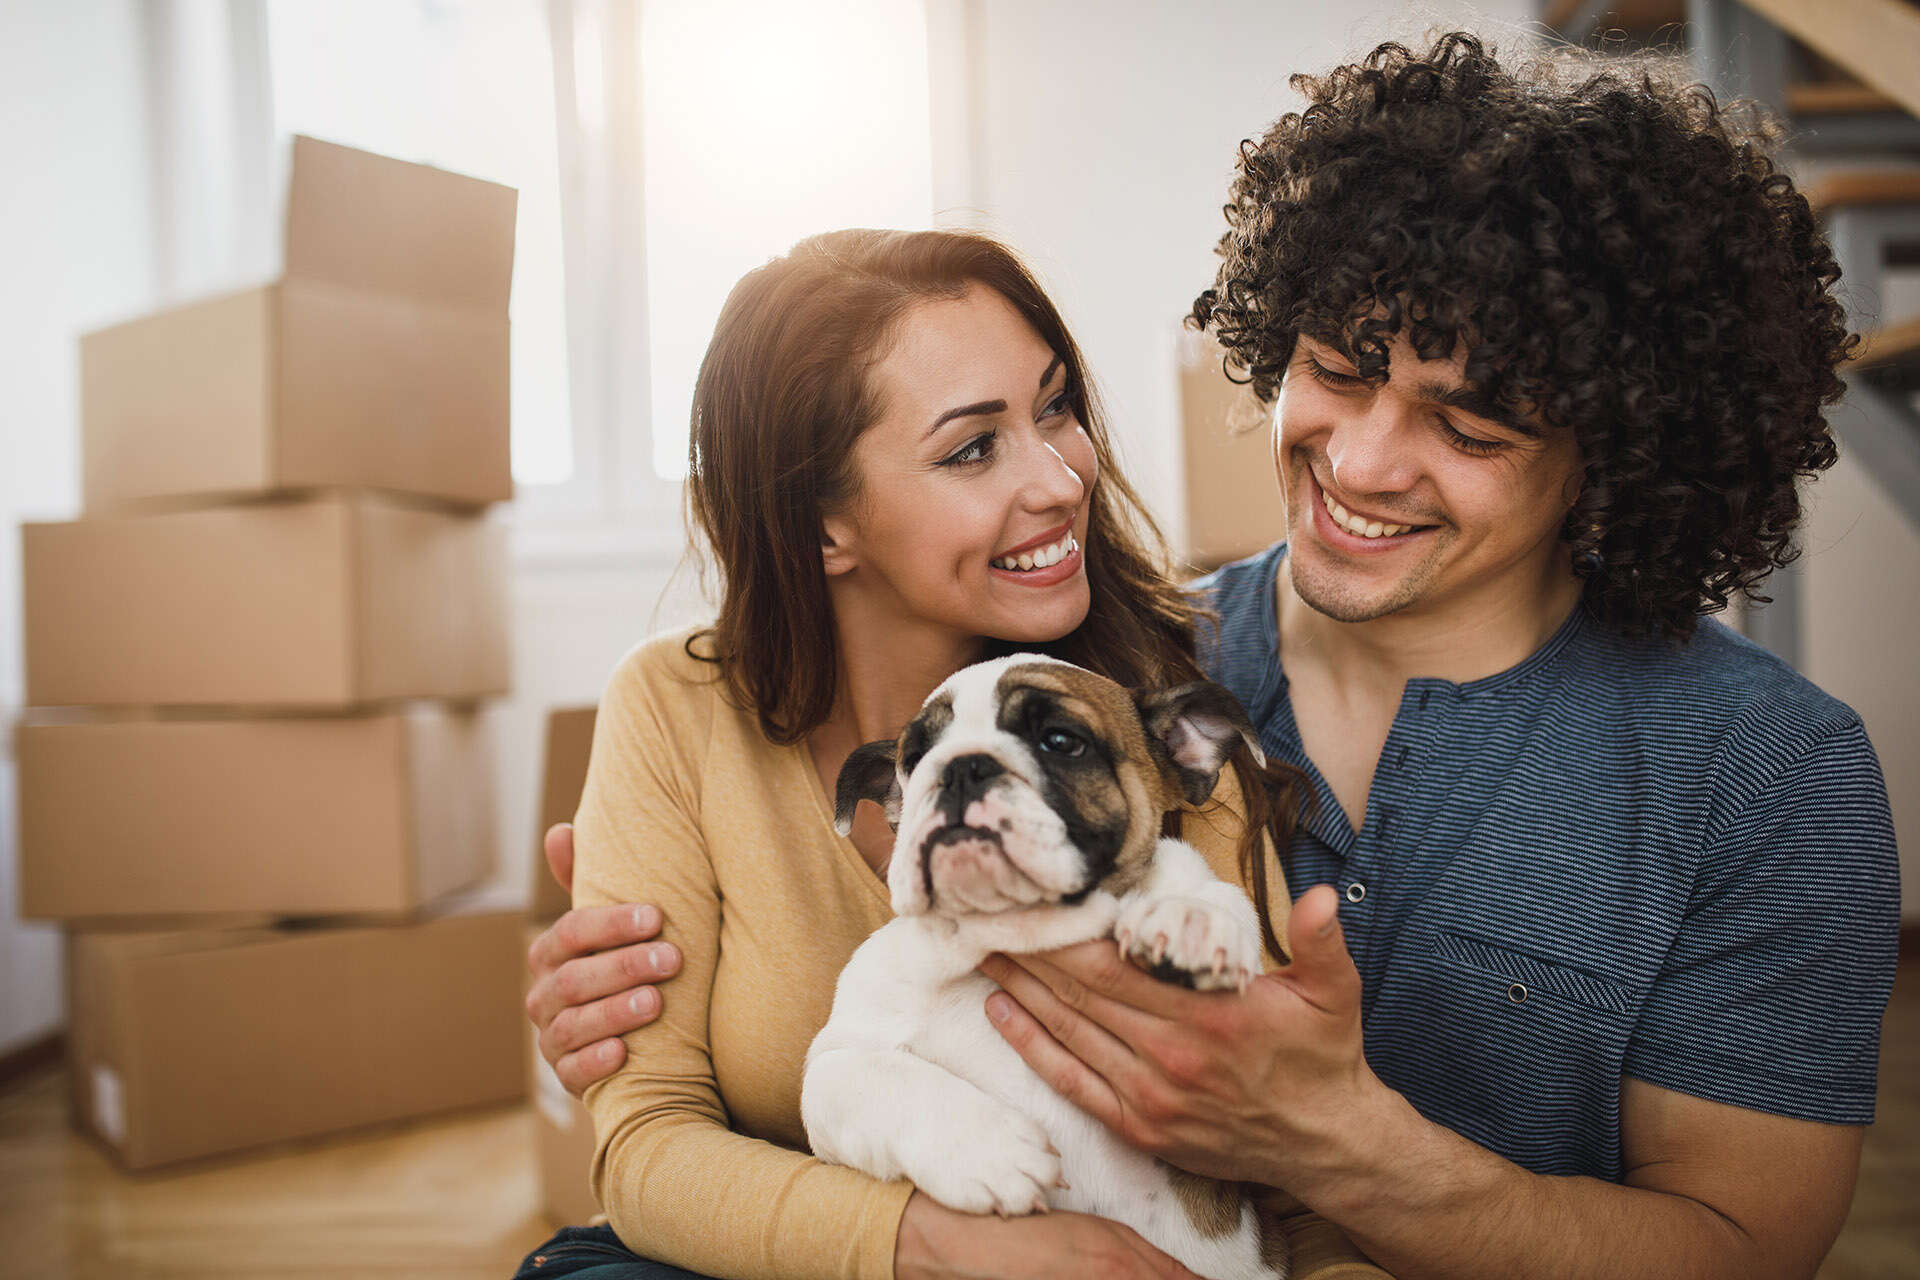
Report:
1322,488,1418,539
993,532,1078,572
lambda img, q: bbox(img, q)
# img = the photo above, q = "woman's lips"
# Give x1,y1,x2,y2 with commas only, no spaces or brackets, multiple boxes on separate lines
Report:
989,535,1083,586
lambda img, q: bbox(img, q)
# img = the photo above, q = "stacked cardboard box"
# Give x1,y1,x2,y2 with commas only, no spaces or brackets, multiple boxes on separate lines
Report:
1178,331,1286,571
15,136,526,1170
528,706,603,1226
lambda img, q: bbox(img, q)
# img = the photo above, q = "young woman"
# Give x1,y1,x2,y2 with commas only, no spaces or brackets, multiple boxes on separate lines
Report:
513,228,1305,1280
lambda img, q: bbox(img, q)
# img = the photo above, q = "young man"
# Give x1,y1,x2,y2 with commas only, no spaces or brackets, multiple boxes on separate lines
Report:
525,34,1898,1279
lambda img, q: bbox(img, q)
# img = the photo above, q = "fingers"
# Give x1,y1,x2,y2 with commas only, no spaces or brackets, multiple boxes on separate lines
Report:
524,930,681,1031
552,1035,628,1098
981,978,1130,1135
539,981,663,1094
988,947,1169,1045
526,903,664,980
1275,884,1363,1013
543,821,576,895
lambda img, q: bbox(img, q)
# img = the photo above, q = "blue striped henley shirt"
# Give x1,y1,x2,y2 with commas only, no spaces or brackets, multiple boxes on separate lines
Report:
1195,542,1900,1180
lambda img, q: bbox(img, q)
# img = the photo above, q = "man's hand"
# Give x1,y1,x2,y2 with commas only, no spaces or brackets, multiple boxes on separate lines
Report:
525,822,682,1096
979,884,1378,1187
894,1192,1201,1280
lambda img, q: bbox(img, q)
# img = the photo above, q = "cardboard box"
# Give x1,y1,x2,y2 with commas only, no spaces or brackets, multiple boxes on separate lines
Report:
531,706,597,921
1179,333,1287,570
81,135,516,514
18,704,496,921
22,492,509,708
66,900,526,1170
526,926,603,1225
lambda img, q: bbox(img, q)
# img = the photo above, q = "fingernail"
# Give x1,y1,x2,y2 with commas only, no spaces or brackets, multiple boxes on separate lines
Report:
633,905,658,933
650,943,676,970
1318,913,1337,937
986,993,1013,1024
979,953,1007,978
630,988,658,1016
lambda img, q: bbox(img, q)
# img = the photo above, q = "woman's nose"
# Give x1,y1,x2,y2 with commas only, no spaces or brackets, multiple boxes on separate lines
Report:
1015,434,1086,512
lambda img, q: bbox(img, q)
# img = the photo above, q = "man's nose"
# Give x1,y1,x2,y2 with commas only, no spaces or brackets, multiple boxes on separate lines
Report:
1327,398,1419,497
940,753,1005,821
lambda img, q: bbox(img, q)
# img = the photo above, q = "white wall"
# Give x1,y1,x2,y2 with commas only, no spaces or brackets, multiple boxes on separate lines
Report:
0,2,154,1056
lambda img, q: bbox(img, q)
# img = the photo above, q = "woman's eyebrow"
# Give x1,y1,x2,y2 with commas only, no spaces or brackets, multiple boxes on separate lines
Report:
926,356,1068,436
926,399,1006,436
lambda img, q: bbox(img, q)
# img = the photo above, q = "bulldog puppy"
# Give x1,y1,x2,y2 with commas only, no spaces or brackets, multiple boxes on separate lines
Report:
802,654,1285,1280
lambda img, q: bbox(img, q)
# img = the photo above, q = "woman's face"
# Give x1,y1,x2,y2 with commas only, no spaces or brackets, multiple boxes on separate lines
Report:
822,285,1098,649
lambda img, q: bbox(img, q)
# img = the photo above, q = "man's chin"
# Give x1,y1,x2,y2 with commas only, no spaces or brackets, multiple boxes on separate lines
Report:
1288,545,1423,623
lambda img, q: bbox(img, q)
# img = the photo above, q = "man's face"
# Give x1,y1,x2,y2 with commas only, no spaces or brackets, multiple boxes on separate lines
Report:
1274,329,1583,624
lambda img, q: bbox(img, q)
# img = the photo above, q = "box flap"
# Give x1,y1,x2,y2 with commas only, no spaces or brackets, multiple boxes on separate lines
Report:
282,135,517,309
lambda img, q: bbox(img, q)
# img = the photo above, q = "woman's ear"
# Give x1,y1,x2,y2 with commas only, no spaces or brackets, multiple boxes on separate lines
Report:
820,515,858,577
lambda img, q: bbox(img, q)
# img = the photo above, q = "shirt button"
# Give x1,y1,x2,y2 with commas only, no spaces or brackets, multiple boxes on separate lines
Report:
1508,983,1528,1004
1345,882,1367,903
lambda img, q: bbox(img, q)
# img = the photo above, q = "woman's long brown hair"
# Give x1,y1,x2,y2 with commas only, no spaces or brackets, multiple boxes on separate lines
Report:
684,228,1300,963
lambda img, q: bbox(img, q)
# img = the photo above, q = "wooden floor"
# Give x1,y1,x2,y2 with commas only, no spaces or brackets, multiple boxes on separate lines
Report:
3,959,1917,1279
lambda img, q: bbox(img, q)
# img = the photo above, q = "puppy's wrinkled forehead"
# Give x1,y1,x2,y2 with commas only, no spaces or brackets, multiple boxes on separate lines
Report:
907,654,1143,758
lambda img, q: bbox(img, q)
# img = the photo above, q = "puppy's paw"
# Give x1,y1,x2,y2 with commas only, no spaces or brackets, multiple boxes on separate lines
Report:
1116,893,1261,992
899,1103,1064,1217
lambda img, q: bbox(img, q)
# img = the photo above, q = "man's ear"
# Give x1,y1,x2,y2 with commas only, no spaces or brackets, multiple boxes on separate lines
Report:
833,739,901,835
1136,681,1265,806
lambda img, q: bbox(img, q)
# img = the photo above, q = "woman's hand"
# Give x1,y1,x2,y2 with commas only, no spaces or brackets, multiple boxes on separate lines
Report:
894,1192,1201,1280
524,822,683,1096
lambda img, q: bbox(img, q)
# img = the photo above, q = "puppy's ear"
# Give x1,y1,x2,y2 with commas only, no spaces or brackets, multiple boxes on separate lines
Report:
833,739,901,835
1137,681,1264,806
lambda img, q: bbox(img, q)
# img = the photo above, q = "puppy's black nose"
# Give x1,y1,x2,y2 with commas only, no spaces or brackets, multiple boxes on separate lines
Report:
940,753,1005,818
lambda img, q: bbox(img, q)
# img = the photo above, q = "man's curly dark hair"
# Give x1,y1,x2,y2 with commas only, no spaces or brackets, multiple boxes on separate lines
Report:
1190,31,1857,642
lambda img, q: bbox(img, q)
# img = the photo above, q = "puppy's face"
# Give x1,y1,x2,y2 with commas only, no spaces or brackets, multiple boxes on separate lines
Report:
835,655,1260,918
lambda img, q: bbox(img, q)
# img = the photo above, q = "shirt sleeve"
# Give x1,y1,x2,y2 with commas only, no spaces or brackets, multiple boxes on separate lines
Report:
1623,715,1900,1123
573,646,915,1280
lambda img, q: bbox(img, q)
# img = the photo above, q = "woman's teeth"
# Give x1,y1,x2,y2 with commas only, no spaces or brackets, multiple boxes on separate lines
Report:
993,532,1078,572
1322,488,1418,539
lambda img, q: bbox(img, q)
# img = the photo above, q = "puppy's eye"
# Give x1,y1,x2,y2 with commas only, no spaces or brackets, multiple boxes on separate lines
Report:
1038,728,1085,757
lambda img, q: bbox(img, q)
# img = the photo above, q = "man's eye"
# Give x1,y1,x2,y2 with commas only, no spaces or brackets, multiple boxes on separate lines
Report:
1304,357,1364,388
1038,728,1085,757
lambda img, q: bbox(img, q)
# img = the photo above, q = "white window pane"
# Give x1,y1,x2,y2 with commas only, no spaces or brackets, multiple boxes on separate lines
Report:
266,0,573,487
641,0,933,480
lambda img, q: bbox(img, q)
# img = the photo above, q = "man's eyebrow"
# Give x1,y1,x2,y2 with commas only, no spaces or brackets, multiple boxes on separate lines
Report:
1413,380,1542,439
926,356,1066,436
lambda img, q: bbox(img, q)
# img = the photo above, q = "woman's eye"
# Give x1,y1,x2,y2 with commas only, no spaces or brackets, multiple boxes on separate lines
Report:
1040,390,1074,420
1038,728,1085,757
940,432,996,467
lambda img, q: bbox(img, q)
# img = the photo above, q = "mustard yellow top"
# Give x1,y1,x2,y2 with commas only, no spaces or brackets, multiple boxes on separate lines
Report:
573,629,1299,1280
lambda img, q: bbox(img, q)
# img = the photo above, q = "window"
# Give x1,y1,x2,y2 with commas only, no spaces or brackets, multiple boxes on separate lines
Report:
267,0,574,486
637,0,933,479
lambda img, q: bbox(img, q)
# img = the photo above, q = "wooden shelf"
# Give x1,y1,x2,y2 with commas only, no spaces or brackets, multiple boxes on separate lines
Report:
1789,81,1903,114
1806,169,1920,213
1854,315,1920,377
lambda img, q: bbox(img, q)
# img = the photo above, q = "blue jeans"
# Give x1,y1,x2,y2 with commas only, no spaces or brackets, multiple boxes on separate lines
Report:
512,1225,718,1279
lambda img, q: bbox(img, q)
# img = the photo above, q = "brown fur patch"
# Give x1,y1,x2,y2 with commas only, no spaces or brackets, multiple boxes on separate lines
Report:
997,663,1171,896
1163,1164,1242,1239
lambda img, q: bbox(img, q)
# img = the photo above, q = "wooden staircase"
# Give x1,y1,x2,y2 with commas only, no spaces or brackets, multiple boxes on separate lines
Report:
1542,0,1920,664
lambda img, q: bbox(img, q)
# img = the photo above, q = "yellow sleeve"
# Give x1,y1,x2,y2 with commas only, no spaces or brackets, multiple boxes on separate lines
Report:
573,643,915,1280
